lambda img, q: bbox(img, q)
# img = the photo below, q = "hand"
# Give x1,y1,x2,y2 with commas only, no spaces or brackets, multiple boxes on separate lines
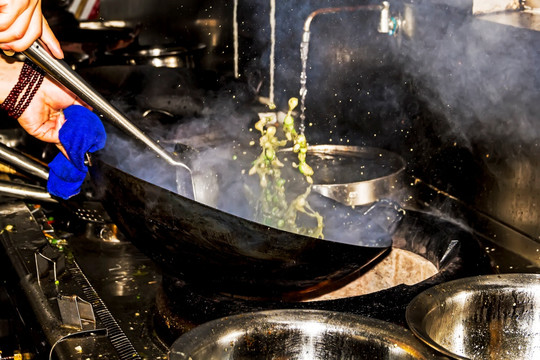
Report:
17,74,88,146
0,0,63,58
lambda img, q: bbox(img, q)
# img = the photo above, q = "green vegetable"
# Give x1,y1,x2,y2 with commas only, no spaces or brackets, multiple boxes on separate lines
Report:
247,98,324,238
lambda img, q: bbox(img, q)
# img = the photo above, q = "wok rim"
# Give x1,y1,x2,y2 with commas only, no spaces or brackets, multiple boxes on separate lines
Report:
89,152,393,250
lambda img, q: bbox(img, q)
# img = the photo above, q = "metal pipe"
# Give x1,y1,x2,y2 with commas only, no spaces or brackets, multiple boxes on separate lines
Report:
22,41,190,172
303,4,384,33
0,141,49,180
0,180,57,203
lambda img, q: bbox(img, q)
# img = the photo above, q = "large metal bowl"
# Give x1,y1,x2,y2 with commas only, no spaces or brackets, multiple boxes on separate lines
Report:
169,309,446,359
406,273,540,360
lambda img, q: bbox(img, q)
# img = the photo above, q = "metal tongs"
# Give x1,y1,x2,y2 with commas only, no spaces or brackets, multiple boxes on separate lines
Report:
22,41,196,199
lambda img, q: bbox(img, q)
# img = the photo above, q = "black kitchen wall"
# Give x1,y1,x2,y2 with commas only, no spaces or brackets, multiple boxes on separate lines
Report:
395,1,540,242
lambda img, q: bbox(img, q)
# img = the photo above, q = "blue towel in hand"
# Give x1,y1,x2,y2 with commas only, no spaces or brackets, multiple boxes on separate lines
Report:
47,105,106,199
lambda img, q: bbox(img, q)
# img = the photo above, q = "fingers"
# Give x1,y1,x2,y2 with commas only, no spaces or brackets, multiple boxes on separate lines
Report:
7,9,41,52
40,18,63,59
0,0,29,33
0,0,62,59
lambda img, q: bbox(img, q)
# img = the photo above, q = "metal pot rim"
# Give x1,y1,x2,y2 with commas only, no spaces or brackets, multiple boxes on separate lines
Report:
169,309,443,359
406,273,540,360
281,144,406,206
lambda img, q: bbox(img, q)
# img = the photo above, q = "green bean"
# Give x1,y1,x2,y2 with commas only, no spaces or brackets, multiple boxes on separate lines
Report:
248,97,324,239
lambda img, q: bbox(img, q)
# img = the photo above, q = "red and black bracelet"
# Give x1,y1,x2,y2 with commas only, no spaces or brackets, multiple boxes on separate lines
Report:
0,58,45,119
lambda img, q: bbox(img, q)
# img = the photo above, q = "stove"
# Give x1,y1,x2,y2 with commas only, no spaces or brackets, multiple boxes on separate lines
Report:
0,189,495,358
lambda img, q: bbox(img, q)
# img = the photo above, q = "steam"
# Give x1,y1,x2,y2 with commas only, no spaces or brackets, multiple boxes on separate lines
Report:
94,1,540,247
399,5,540,145
94,1,409,247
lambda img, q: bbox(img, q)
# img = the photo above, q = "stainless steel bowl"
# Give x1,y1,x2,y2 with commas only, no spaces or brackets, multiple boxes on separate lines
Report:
406,273,540,360
169,309,445,359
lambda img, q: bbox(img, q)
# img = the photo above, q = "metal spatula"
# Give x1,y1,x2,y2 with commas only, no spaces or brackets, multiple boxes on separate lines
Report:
22,41,196,199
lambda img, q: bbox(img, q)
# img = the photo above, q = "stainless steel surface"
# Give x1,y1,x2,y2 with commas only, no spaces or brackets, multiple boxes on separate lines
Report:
412,177,540,270
478,11,540,32
406,273,540,360
286,145,406,206
0,180,56,203
169,309,445,359
0,202,121,358
0,142,56,202
474,148,540,247
0,141,49,181
22,41,196,199
110,45,204,68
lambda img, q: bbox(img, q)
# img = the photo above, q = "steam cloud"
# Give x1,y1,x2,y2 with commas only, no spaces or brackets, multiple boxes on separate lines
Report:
399,3,540,145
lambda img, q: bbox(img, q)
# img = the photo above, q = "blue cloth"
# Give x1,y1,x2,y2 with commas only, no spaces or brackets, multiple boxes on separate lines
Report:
47,105,106,199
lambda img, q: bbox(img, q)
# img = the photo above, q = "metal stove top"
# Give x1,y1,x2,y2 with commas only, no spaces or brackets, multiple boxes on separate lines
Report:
0,177,536,359
0,201,167,359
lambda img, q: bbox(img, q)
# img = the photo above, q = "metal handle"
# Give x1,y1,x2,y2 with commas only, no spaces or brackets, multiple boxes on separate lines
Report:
0,141,49,180
23,41,190,172
0,180,57,203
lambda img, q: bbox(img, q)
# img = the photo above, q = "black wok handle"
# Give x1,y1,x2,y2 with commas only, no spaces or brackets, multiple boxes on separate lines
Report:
22,41,191,172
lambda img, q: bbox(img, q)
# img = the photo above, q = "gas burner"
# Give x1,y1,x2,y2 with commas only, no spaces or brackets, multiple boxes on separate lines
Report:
152,209,492,346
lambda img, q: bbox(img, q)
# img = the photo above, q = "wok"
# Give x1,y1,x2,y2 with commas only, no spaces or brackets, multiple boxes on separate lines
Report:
88,153,398,299
16,42,400,298
0,142,396,299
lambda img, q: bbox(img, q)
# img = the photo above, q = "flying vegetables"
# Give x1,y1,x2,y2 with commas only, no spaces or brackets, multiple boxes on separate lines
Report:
248,98,324,239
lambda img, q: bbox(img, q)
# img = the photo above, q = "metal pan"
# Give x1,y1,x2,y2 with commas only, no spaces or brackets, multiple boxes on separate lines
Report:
406,274,540,360
169,309,446,359
0,143,396,299
105,44,206,68
88,154,397,299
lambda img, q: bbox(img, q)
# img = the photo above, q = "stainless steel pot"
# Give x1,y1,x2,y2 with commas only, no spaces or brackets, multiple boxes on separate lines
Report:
169,309,446,359
406,273,540,360
282,145,406,206
106,44,206,68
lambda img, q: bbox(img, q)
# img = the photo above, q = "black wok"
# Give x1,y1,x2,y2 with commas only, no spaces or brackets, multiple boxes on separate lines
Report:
0,142,395,299
88,154,394,299
18,41,396,299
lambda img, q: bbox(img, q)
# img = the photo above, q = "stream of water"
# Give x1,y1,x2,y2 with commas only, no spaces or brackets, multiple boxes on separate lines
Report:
299,31,310,134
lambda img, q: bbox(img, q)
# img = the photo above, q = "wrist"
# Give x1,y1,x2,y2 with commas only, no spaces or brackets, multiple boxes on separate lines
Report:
0,55,24,104
0,57,45,119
